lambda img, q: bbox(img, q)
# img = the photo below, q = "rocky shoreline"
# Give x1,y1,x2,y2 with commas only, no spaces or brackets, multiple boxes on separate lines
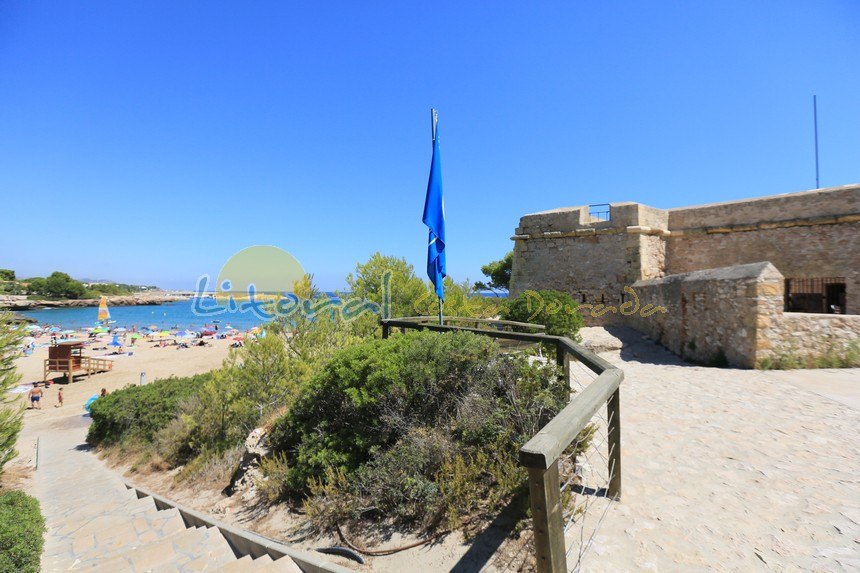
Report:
0,292,194,311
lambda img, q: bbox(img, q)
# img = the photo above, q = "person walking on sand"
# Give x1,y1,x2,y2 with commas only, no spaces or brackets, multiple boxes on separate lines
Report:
28,385,44,409
55,387,64,408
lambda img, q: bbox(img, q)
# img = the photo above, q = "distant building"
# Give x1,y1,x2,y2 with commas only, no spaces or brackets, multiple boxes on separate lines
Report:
510,184,860,367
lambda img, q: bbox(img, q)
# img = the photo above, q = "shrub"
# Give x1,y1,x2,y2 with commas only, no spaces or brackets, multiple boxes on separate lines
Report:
87,373,211,446
501,289,584,338
269,330,578,531
0,490,45,573
269,331,501,490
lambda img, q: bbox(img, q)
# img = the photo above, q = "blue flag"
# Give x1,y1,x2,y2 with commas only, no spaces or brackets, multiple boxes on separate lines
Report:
423,110,446,301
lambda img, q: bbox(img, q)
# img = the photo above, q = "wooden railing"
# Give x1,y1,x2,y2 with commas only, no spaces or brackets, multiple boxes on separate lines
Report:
380,317,622,572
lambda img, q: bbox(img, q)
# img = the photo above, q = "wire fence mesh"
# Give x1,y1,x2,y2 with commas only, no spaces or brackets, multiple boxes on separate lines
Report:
558,357,617,572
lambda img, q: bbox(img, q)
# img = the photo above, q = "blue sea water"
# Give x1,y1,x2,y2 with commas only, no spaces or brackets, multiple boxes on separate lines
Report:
19,291,506,331
19,299,272,331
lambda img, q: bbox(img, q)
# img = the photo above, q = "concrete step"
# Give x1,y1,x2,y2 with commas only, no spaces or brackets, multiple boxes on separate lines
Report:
211,554,255,572
82,525,213,571
251,554,305,573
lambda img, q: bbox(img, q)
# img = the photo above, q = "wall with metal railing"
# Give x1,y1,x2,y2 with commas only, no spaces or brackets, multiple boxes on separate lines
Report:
380,317,622,572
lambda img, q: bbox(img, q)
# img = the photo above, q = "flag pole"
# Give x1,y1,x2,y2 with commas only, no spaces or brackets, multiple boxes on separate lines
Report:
813,95,820,189
430,108,443,326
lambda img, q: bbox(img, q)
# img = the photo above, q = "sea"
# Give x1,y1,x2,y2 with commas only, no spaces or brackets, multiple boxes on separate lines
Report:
18,291,507,331
19,299,274,331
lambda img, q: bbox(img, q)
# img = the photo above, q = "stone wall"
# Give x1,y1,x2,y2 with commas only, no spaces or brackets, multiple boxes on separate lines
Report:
626,262,780,368
510,203,671,309
667,184,860,229
760,313,860,366
510,184,860,315
666,219,860,314
624,262,860,368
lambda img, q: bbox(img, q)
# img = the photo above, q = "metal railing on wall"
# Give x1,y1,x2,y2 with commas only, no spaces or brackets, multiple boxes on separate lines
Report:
380,317,623,572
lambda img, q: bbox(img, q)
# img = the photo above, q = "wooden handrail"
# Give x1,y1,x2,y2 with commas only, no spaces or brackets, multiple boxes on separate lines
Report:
379,318,622,572
392,315,546,331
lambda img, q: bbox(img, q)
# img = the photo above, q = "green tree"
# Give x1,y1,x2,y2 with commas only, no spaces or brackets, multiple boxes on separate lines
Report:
42,272,87,299
474,251,513,295
345,253,430,319
0,313,24,476
23,278,45,297
501,289,584,338
221,330,295,419
274,274,368,384
0,270,14,282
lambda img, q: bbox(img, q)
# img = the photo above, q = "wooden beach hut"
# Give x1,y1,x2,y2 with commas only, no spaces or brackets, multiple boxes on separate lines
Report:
44,341,113,383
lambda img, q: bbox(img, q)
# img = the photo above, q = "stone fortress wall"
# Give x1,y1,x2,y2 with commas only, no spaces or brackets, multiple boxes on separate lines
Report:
510,184,860,367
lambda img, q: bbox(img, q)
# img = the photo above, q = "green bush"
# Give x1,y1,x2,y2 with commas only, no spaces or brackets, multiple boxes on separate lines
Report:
87,373,211,446
269,330,576,530
501,289,584,338
0,490,45,573
269,331,501,489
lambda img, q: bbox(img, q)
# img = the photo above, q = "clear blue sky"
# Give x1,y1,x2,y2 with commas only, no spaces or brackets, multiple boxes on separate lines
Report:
1,1,858,290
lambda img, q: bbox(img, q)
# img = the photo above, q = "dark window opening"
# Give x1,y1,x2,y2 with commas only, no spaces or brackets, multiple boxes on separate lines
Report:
785,277,846,314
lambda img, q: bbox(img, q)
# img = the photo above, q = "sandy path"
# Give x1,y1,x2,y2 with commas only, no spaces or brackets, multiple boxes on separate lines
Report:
582,334,860,572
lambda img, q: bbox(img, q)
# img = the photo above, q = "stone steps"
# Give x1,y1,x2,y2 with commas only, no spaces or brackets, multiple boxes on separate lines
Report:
33,421,314,572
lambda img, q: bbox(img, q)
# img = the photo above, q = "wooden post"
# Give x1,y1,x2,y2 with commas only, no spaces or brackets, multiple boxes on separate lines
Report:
527,462,567,573
607,387,622,500
555,342,566,385
381,323,390,339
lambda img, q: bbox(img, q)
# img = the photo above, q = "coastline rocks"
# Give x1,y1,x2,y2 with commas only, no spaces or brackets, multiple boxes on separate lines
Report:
0,292,193,311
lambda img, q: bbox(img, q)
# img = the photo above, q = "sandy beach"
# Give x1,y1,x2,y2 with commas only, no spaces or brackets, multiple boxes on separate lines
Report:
9,332,233,474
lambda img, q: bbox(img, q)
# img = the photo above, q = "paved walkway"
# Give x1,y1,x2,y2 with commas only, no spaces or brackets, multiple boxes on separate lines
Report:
30,414,302,572
581,334,860,572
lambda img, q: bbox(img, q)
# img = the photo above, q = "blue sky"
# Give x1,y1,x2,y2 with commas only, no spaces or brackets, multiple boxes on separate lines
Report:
1,1,858,290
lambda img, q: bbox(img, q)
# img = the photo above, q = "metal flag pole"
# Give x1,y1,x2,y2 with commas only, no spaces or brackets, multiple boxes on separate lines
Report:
813,95,820,189
430,108,443,326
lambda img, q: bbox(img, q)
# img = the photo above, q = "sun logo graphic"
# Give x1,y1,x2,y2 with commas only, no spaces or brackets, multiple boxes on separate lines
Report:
191,245,389,321
215,245,306,298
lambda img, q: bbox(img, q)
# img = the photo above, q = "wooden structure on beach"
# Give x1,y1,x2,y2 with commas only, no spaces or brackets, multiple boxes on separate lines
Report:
44,342,113,382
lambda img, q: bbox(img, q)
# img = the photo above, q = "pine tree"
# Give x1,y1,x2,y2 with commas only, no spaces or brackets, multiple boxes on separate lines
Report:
0,313,24,476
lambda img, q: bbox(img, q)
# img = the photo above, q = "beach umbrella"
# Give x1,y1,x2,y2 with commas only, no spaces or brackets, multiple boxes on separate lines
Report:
85,395,99,412
60,329,76,335
92,327,108,334
232,336,244,341
147,324,158,331
109,335,122,347
175,330,195,339
25,325,42,332
22,336,36,346
48,327,61,333
114,327,127,332
130,333,142,339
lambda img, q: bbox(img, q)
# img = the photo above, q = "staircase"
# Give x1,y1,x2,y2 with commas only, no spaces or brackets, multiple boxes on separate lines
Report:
32,415,346,572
